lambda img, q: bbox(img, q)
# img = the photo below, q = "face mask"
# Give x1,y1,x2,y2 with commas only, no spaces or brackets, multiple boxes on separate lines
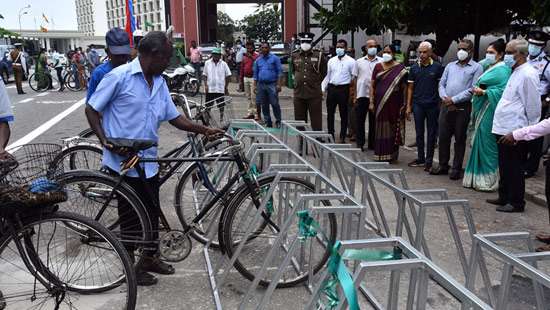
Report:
367,47,377,56
503,54,516,68
457,49,469,61
236,44,242,49
382,53,393,63
485,53,496,65
301,43,312,52
528,44,543,56
336,48,345,57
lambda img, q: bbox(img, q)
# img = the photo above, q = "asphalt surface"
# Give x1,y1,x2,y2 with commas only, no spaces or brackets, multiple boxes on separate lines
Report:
3,80,550,309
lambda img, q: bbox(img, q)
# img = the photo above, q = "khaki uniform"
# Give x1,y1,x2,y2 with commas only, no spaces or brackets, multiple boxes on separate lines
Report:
10,49,24,94
290,49,327,131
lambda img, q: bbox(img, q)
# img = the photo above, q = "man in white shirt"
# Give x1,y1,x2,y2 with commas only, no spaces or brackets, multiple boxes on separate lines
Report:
489,39,541,213
203,47,232,108
324,39,357,142
355,39,381,151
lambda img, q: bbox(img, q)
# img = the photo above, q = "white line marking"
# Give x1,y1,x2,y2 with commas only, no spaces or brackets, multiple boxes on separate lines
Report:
18,98,34,103
8,98,86,152
35,92,50,97
6,85,15,89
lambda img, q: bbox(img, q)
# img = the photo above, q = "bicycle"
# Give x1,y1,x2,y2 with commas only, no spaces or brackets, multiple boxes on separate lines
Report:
56,133,337,288
28,66,58,93
0,143,136,309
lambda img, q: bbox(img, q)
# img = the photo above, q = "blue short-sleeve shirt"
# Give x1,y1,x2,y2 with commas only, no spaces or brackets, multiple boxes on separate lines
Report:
86,61,113,102
88,58,181,178
408,59,444,107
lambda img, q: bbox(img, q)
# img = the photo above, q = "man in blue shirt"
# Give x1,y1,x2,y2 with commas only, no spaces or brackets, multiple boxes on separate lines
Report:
0,79,13,159
253,42,283,128
86,31,223,286
431,39,483,180
86,28,131,102
406,41,444,171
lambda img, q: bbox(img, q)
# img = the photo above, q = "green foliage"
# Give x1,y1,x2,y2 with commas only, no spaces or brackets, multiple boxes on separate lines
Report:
217,11,236,43
0,27,19,38
240,4,282,42
315,0,547,56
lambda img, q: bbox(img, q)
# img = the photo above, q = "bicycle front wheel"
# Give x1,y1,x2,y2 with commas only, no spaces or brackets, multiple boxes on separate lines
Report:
220,176,337,288
0,211,137,309
63,72,81,92
51,143,103,171
28,73,51,92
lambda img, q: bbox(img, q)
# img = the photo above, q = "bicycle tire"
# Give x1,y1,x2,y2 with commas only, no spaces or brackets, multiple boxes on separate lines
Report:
51,143,103,171
219,176,337,288
0,211,137,309
55,170,153,262
63,71,81,92
27,73,51,93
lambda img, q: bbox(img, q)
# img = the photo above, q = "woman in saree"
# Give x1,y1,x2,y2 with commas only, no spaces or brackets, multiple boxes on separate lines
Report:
369,45,408,162
34,48,50,90
463,40,511,191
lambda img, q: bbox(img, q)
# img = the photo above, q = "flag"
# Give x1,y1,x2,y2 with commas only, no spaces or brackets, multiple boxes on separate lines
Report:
40,26,48,32
144,21,154,29
42,13,49,23
124,0,137,47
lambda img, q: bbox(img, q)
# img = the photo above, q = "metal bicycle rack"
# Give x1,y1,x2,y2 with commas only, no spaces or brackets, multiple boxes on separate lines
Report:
467,232,550,309
306,237,492,310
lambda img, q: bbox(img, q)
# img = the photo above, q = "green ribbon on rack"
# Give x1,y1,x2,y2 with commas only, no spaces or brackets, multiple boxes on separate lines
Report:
296,210,403,309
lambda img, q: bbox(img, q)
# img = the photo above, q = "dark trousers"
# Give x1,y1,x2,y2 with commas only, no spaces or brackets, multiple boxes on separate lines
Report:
256,81,281,127
13,65,24,93
118,173,161,255
55,67,64,90
413,104,439,165
496,135,528,209
545,161,550,222
356,97,376,149
525,104,549,175
438,104,470,172
191,62,202,81
294,96,322,131
326,84,350,140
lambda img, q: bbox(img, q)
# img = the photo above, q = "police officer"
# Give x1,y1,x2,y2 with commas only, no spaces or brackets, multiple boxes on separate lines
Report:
289,32,327,131
9,43,26,95
525,29,550,178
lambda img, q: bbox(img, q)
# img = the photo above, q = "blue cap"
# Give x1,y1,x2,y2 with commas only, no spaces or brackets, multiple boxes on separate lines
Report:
106,28,131,55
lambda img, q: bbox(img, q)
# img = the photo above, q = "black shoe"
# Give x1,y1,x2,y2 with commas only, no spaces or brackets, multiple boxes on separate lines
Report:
486,198,507,206
525,171,536,179
139,257,176,275
17,91,26,95
449,170,462,180
424,164,432,172
408,159,425,167
275,121,281,128
429,166,448,175
496,204,525,213
136,271,158,286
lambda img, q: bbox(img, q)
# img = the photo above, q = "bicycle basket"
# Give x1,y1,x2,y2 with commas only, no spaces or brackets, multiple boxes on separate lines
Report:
202,96,234,130
0,144,67,207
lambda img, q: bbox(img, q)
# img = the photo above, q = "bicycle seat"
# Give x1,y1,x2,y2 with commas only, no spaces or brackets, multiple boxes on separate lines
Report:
106,138,157,152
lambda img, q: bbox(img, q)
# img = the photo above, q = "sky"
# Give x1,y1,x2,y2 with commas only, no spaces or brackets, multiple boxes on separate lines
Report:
0,1,259,31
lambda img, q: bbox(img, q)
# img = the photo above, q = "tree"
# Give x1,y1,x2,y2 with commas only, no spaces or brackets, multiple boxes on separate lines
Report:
241,4,282,42
0,27,19,38
315,0,543,58
217,11,236,43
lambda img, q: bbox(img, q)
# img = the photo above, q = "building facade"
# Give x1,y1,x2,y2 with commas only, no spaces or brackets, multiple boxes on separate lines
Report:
75,0,108,37
106,0,167,32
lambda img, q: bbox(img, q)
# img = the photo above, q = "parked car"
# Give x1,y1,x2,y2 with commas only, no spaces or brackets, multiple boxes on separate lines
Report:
271,43,291,64
199,43,217,64
0,45,15,83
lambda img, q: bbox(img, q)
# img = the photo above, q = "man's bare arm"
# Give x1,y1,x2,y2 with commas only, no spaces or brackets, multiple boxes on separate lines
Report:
85,105,108,145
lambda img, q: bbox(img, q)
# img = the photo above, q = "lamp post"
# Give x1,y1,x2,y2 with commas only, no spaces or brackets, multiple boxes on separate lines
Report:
18,5,31,34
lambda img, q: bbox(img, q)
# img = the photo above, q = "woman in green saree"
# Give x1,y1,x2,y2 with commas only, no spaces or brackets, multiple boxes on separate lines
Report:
463,40,511,191
34,48,50,90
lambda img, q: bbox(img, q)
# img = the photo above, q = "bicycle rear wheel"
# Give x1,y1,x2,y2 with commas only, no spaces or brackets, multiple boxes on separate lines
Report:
51,144,103,171
220,176,336,288
63,72,81,92
0,211,137,309
27,73,51,93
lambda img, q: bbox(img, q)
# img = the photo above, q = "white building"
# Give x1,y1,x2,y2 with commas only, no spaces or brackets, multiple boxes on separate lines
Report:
75,0,108,37
106,0,166,32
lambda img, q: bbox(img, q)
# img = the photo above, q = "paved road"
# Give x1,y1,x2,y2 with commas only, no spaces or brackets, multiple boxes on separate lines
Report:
3,81,550,309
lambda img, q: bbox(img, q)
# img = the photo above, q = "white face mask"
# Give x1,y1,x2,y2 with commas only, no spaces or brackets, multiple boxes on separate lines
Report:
367,47,377,56
382,53,393,63
301,43,312,52
336,48,345,57
457,49,469,61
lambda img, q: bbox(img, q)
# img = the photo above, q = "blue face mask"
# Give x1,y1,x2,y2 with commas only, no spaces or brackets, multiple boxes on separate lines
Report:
485,53,496,65
336,48,345,57
503,54,516,68
528,44,543,57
